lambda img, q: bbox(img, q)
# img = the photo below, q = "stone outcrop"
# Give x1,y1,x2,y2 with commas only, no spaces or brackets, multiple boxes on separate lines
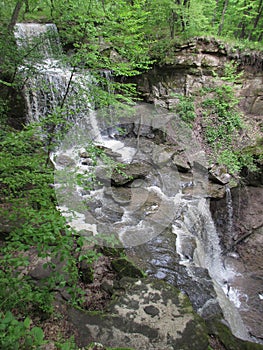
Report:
68,277,209,350
119,38,263,344
125,37,263,117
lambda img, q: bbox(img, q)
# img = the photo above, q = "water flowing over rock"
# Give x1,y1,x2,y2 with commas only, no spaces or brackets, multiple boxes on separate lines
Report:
52,103,254,343
15,23,94,126
96,162,152,186
211,186,263,341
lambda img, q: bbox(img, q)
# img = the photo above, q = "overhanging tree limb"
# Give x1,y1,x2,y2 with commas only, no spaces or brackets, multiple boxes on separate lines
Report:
8,1,24,32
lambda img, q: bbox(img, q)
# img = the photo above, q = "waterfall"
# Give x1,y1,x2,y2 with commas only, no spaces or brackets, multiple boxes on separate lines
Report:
16,23,255,344
15,23,98,136
174,197,250,340
15,23,72,123
226,186,234,239
15,23,62,59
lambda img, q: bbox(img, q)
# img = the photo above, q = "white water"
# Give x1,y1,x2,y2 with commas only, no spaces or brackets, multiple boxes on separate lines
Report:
15,23,61,58
15,23,96,128
16,23,252,343
226,186,234,240
174,197,250,340
52,125,250,340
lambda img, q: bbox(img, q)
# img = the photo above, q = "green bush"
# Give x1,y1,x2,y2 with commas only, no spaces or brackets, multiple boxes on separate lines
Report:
0,312,45,350
175,94,196,125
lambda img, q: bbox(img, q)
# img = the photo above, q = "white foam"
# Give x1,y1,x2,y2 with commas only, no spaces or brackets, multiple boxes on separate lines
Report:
58,206,98,235
100,138,136,162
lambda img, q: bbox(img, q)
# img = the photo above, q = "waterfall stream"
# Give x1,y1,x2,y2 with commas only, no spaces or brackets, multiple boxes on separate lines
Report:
226,186,234,244
16,22,254,343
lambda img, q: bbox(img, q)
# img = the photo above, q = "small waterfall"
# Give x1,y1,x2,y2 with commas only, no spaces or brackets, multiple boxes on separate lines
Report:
15,23,62,59
174,198,250,340
15,23,71,123
15,23,99,137
226,186,234,241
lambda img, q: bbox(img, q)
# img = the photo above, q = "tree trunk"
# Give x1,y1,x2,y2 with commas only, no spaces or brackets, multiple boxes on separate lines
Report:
183,0,190,8
8,1,24,32
169,9,177,39
237,0,250,39
248,0,263,40
24,0,29,12
174,0,188,32
183,0,190,29
218,0,229,35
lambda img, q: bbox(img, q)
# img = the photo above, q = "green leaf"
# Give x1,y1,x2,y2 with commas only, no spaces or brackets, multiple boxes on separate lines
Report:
23,317,31,329
30,326,44,343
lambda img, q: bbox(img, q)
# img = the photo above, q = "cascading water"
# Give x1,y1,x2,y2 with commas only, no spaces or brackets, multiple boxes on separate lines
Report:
52,109,251,341
226,186,234,243
15,23,97,129
16,23,255,343
15,23,61,59
174,197,250,339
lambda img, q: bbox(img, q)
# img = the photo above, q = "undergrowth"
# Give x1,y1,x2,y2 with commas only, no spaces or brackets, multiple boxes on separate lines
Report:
199,61,260,174
0,122,107,348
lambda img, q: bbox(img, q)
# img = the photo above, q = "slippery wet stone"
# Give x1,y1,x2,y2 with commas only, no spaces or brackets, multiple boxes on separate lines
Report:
95,162,152,186
211,186,263,340
172,153,192,172
105,186,132,204
55,154,76,168
111,162,152,186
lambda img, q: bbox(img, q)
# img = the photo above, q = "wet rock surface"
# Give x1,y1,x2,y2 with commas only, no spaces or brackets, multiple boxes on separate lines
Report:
208,164,231,185
95,162,152,186
127,226,222,320
68,277,209,350
53,101,262,346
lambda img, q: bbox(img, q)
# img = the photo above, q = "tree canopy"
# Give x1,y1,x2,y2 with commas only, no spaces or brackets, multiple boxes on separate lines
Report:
1,0,262,45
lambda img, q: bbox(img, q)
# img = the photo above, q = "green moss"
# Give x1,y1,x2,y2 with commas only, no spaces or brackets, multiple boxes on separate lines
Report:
111,257,145,279
207,319,263,350
243,138,263,161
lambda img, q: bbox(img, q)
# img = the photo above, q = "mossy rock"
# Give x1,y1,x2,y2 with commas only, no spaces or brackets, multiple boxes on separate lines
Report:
243,138,263,159
98,245,125,258
111,163,151,186
68,277,209,349
111,257,145,279
207,318,263,350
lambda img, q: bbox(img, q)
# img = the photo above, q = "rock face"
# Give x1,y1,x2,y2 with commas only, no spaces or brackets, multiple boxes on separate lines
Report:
126,38,263,117
111,162,152,186
68,278,209,350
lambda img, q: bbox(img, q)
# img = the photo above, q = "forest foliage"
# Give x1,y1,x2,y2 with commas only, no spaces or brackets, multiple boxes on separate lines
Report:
1,0,263,44
1,1,263,69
